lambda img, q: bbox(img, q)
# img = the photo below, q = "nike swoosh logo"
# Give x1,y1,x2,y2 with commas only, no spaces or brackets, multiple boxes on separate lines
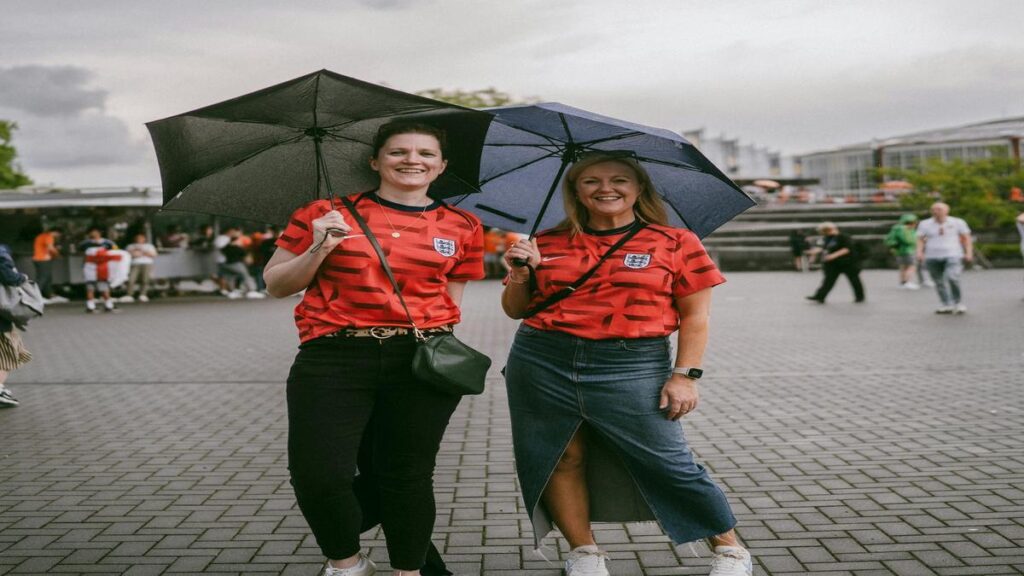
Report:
541,256,567,262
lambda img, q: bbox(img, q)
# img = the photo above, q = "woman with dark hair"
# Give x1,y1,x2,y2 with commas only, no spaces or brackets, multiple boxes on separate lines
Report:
0,244,31,407
263,120,485,576
501,152,753,576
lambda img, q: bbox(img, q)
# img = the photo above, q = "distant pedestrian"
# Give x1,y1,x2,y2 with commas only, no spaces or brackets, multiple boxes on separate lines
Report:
215,226,263,299
806,222,865,304
483,228,506,278
788,229,810,272
124,233,158,303
917,202,972,314
885,214,920,289
32,226,67,303
158,224,189,249
0,244,31,408
191,224,215,251
79,226,121,313
252,225,278,292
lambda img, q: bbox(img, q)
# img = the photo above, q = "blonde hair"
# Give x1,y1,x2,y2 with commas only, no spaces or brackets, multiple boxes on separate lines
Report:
554,152,668,235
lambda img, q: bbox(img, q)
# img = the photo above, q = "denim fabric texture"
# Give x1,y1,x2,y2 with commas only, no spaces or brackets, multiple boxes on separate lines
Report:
286,335,460,570
505,325,736,546
925,257,964,306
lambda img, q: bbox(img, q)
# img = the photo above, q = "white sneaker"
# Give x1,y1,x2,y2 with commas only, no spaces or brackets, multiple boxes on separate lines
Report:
47,295,69,303
0,386,18,407
323,554,376,576
564,545,609,576
923,279,936,287
245,291,266,299
935,306,954,314
226,290,243,300
709,546,752,576
138,294,150,303
903,282,920,290
953,304,967,314
118,295,135,303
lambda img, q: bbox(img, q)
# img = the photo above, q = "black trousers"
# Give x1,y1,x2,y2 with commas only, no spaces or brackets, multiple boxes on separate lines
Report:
34,260,54,298
813,262,865,302
287,335,460,572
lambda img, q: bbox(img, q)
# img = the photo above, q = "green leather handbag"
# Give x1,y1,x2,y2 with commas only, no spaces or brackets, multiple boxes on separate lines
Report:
411,330,491,396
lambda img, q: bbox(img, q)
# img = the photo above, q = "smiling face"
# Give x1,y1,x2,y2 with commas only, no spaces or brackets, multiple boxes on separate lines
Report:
572,161,642,226
370,132,447,192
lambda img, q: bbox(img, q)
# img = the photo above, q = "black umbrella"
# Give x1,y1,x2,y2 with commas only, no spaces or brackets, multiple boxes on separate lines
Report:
449,102,754,239
147,69,493,224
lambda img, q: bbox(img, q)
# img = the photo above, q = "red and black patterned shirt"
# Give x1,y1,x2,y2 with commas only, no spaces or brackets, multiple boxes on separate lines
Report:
277,192,485,342
522,223,725,339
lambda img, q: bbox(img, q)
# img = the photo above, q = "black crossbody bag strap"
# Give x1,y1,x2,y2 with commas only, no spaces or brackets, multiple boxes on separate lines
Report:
340,197,421,335
522,222,647,319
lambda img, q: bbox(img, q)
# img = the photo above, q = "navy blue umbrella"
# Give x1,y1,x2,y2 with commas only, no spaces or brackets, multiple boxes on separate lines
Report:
449,102,754,238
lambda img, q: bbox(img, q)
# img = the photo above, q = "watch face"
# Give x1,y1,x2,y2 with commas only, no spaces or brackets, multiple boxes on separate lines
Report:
687,368,703,379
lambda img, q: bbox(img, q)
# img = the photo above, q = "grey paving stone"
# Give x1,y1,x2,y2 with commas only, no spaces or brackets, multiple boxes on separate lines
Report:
2,271,1023,574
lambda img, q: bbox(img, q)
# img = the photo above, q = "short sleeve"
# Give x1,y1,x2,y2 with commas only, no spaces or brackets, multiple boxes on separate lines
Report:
447,217,486,281
671,230,726,300
957,218,972,235
276,201,327,255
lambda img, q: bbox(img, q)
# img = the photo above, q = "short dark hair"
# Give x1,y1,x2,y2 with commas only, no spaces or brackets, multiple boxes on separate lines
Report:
87,225,104,234
371,120,447,158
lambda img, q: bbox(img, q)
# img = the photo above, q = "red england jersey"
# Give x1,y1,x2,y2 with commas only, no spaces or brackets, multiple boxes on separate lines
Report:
277,192,485,342
522,223,725,339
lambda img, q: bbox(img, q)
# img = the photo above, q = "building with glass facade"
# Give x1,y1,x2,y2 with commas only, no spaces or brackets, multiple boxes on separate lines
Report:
799,117,1024,199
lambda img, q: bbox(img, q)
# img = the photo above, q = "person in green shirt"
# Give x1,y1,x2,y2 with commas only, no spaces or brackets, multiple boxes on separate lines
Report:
885,213,921,289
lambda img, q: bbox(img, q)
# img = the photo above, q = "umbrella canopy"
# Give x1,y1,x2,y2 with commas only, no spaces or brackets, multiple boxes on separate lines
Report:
147,69,493,224
447,102,754,238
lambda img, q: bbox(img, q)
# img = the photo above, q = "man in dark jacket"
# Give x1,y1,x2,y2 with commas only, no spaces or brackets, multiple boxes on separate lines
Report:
806,222,865,303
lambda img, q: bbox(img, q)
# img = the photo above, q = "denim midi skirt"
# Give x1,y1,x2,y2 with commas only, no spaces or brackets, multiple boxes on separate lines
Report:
505,324,737,546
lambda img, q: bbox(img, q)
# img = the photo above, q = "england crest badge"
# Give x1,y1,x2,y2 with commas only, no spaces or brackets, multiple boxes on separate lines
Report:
623,253,652,269
433,237,457,257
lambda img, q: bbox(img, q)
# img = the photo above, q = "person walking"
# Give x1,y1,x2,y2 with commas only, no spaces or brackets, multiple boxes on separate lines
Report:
501,152,753,576
806,222,865,304
264,120,485,576
0,244,32,408
885,214,921,289
917,202,973,314
32,226,67,303
788,229,810,272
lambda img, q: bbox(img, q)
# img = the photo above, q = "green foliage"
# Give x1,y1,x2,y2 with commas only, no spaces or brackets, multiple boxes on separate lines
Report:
879,157,1023,230
976,243,1023,260
1,120,33,189
415,87,532,109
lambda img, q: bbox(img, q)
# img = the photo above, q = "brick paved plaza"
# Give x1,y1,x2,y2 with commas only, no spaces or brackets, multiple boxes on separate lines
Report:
2,270,1022,575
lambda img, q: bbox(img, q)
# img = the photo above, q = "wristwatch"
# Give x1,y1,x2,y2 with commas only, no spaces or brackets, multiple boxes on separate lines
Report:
672,367,703,380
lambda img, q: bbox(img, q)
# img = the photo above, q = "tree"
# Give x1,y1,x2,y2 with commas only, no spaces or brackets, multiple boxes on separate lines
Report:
0,120,33,189
881,157,1023,230
414,87,534,109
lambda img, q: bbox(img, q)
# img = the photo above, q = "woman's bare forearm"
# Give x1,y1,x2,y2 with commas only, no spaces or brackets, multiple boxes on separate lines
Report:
502,281,532,318
263,248,330,297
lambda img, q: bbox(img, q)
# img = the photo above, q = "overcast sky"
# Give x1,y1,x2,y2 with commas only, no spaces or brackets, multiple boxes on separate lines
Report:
2,0,1022,188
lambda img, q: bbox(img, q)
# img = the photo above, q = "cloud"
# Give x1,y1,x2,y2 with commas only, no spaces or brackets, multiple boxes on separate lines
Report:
0,65,148,180
0,65,107,117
